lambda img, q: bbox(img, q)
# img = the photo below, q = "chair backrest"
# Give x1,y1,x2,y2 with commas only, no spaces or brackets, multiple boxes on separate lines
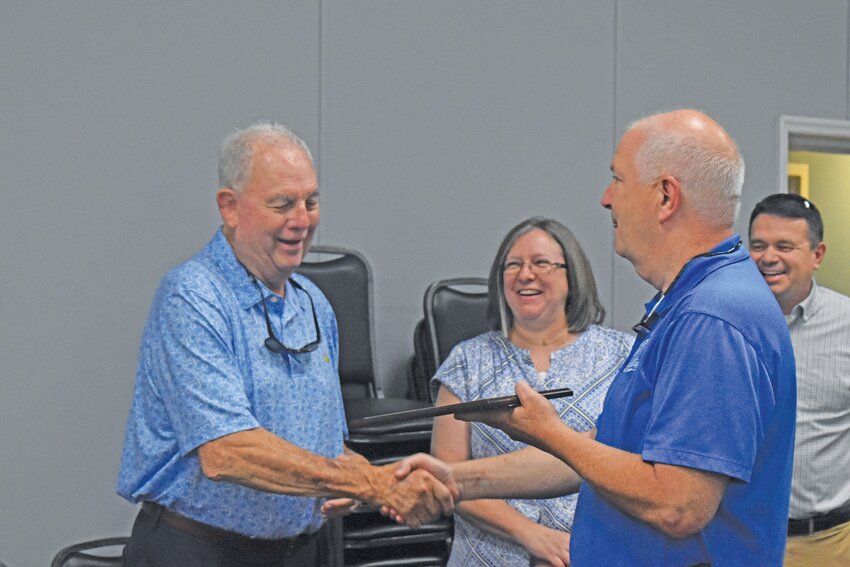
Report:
51,537,128,567
407,319,433,401
423,278,489,396
296,245,379,397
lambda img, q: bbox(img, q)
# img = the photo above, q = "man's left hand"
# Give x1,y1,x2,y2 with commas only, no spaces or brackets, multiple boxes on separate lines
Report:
321,497,361,519
382,465,454,527
456,381,563,451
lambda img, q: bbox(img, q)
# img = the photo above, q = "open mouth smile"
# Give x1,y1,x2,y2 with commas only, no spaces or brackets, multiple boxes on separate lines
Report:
517,289,542,296
759,268,786,282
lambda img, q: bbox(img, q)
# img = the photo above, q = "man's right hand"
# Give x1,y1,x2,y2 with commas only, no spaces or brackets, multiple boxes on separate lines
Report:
329,452,454,527
371,461,455,528
379,453,460,524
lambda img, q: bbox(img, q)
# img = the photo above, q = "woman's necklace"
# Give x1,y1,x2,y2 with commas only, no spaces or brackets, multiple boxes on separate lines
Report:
512,326,573,349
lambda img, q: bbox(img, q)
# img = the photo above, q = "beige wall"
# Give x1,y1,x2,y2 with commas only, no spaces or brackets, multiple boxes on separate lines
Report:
789,151,850,297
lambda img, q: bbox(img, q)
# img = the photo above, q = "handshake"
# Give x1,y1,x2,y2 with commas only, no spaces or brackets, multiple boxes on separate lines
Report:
321,453,461,528
321,381,571,527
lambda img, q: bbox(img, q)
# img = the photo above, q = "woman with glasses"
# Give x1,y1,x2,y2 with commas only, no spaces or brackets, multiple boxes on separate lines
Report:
430,217,633,567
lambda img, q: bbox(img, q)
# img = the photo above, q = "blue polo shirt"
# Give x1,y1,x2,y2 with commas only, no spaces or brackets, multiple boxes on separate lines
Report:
117,229,346,538
571,235,796,566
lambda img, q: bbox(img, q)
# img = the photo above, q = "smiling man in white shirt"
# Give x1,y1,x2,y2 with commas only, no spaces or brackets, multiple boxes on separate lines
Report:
749,193,850,566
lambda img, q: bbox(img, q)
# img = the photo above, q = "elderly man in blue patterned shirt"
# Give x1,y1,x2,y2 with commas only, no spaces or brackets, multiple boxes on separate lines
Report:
117,122,453,566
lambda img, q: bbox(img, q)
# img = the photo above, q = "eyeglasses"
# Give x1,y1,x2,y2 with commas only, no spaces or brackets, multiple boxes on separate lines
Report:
249,275,322,354
502,259,567,275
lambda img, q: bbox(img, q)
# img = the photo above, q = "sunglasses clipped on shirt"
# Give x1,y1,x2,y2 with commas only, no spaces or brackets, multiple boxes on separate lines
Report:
248,274,322,354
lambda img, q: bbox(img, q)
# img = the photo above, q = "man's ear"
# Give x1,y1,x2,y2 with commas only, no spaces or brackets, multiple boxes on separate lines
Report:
657,176,681,222
813,241,826,270
216,188,239,230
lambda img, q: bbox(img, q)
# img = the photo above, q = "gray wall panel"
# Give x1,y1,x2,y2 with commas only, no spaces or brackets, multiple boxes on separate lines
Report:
320,1,616,394
0,3,319,565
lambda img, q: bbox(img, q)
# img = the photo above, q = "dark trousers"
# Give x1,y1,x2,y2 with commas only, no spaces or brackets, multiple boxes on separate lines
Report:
123,504,320,567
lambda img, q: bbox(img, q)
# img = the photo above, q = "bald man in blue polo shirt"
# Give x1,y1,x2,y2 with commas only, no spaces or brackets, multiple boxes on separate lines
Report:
389,110,796,566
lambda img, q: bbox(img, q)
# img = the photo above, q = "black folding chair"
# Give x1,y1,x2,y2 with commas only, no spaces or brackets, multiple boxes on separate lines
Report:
296,246,434,449
296,246,451,564
414,278,490,401
51,537,128,567
407,318,434,402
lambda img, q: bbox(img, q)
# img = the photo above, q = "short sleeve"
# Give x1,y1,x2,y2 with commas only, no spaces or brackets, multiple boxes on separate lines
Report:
430,343,473,402
146,283,259,455
642,313,769,482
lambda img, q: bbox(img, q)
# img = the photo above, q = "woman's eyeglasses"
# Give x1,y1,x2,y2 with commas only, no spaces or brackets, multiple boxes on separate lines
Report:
249,275,322,354
502,259,567,275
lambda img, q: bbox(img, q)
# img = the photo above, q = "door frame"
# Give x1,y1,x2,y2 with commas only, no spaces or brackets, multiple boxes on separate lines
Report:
779,115,850,192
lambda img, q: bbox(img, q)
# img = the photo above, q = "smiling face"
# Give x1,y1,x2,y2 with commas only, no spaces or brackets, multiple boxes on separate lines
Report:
749,213,825,314
502,229,569,331
217,138,319,293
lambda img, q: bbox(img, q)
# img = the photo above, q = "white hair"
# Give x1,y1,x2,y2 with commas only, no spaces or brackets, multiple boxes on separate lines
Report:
217,122,313,192
628,113,744,227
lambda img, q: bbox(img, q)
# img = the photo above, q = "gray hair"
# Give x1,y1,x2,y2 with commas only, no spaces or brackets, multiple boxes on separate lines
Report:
628,112,745,227
218,122,313,192
487,217,605,335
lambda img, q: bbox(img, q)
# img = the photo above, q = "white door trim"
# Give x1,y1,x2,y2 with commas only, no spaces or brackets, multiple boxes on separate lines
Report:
779,115,850,193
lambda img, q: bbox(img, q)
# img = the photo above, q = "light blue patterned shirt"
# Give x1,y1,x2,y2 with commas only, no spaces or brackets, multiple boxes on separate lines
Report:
432,325,633,566
117,229,346,538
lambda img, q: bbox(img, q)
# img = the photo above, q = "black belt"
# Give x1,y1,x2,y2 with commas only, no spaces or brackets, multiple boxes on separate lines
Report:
788,505,850,536
141,502,316,553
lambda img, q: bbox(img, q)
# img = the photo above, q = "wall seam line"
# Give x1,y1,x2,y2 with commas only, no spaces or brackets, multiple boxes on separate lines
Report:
611,0,619,324
317,0,324,245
